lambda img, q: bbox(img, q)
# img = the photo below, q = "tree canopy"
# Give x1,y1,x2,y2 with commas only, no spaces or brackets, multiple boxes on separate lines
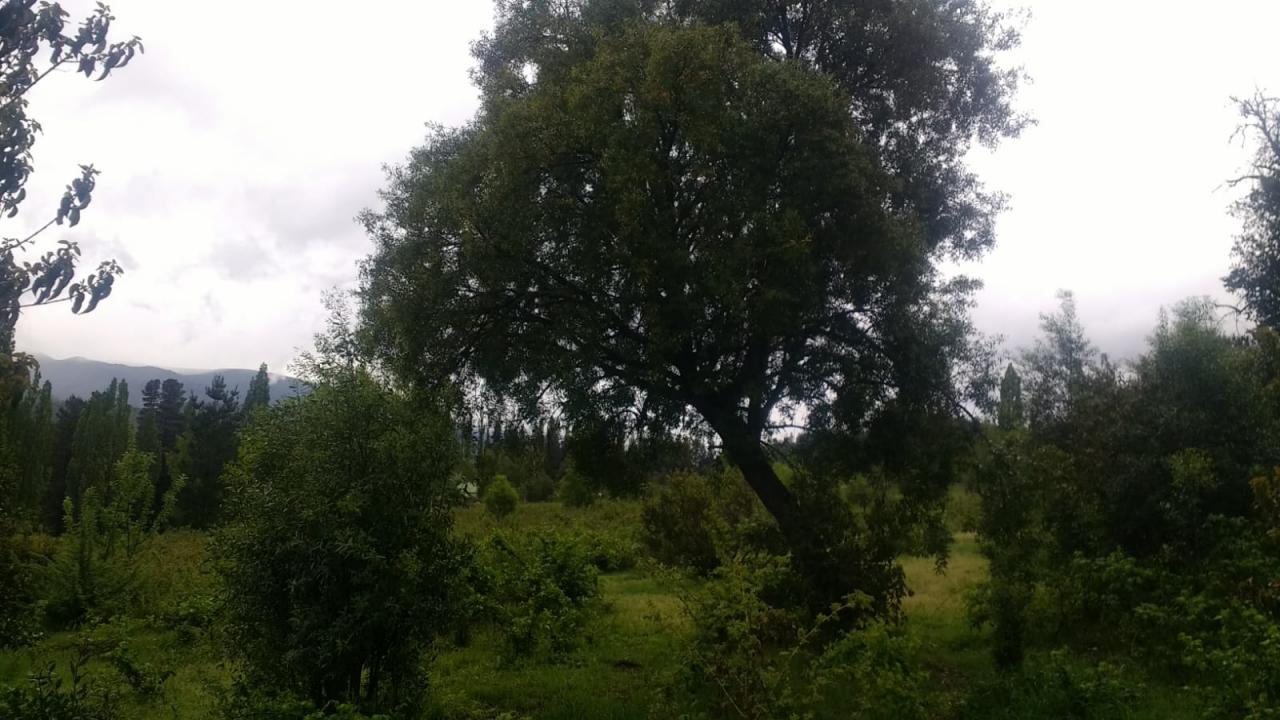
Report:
360,5,1022,539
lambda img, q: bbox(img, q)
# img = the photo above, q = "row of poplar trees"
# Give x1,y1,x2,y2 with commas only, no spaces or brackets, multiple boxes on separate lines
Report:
6,365,273,535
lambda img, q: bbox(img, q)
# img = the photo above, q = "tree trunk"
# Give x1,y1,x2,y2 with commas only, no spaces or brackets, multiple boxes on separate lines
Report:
711,418,802,542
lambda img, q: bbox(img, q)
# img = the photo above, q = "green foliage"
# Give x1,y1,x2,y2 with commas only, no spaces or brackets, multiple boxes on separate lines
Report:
520,470,556,503
639,470,761,575
786,468,911,622
1,664,116,720
484,476,518,520
220,683,389,720
217,363,467,714
958,651,1141,720
656,554,932,720
474,531,602,663
945,484,983,534
104,641,172,698
176,376,241,528
557,464,595,508
243,364,271,415
361,6,1021,547
64,380,131,516
41,496,135,628
40,446,161,629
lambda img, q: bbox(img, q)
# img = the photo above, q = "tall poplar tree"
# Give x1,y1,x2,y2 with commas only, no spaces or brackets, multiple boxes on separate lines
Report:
243,363,270,414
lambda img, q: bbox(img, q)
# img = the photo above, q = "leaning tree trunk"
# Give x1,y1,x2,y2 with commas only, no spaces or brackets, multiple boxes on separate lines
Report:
706,416,803,543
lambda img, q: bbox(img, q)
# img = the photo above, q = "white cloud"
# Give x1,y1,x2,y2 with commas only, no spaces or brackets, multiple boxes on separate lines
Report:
12,0,1280,371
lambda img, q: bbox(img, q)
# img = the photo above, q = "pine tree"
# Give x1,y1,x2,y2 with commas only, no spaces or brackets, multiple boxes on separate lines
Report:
136,379,161,455
177,375,241,527
157,379,186,451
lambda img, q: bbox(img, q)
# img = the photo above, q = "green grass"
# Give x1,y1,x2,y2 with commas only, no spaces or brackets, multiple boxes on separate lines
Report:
453,499,642,539
429,571,687,720
901,533,993,696
0,501,1218,719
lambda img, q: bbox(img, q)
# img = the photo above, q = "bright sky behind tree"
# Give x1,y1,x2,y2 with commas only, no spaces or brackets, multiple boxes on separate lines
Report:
12,0,1280,371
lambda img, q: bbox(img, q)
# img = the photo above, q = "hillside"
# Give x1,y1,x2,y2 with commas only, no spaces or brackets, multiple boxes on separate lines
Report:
30,354,302,403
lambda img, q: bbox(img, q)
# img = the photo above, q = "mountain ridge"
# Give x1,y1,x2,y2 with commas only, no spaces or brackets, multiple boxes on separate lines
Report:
30,353,302,404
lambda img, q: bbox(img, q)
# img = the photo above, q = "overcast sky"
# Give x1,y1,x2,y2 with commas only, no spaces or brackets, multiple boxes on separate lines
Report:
12,1,1280,372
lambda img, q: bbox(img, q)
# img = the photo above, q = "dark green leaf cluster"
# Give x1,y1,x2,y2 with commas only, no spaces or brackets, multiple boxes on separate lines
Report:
0,1,142,350
216,371,467,714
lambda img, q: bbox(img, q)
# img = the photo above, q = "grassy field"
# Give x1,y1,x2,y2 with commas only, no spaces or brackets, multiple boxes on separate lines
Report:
0,501,1209,718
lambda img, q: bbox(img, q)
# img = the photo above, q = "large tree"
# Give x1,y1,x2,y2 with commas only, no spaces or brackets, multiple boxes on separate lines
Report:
1225,93,1280,327
360,4,1021,541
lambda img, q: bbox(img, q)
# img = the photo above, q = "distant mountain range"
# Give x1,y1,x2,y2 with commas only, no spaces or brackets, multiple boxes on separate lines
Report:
31,354,303,404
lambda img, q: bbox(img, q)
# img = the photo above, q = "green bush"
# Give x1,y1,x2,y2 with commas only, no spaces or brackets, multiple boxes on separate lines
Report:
0,526,40,647
1,659,118,720
557,465,595,508
217,369,468,715
520,471,556,503
475,531,601,662
945,484,983,533
40,498,136,629
484,476,518,519
656,554,933,720
639,469,761,575
958,651,1140,720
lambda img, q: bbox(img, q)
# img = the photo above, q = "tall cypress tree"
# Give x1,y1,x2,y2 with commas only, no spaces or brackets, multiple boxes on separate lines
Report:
244,363,270,414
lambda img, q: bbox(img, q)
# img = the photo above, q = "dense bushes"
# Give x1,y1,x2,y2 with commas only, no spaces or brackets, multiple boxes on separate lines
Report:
639,469,763,575
969,298,1280,715
957,652,1141,720
655,554,932,720
471,531,602,662
2,664,116,720
217,370,468,715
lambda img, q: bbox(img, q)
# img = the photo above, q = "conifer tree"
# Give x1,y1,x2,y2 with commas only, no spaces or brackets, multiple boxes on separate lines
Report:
243,363,270,414
177,375,241,527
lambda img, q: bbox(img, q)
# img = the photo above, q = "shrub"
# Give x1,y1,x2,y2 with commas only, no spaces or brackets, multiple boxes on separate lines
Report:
475,531,601,662
1,665,115,720
655,554,932,720
946,484,983,533
484,476,518,519
40,497,136,629
520,471,556,503
639,469,761,575
786,469,909,621
558,465,595,508
217,370,468,715
958,651,1140,720
0,524,39,647
577,530,638,572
